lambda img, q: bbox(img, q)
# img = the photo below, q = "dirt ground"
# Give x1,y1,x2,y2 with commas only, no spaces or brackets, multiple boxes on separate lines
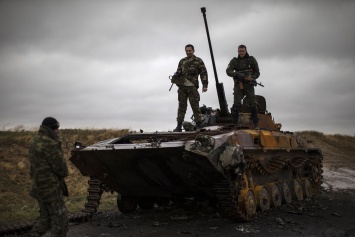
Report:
54,190,355,237
8,169,355,237
64,189,355,237
8,188,354,237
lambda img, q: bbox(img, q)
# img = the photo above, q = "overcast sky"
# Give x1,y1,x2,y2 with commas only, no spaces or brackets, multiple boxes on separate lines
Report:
0,0,354,135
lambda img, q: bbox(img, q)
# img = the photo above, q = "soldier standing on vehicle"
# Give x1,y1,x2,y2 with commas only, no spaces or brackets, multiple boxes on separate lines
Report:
172,44,208,132
29,117,69,237
226,44,260,129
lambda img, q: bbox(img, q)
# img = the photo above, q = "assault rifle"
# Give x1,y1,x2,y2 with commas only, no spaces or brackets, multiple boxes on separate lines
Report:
168,71,182,91
234,70,264,87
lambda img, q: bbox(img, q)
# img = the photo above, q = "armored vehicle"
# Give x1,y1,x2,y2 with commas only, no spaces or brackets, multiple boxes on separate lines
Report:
69,8,323,221
70,94,323,221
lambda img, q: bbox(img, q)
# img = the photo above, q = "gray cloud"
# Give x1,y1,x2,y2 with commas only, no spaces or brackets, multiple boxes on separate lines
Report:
0,0,354,135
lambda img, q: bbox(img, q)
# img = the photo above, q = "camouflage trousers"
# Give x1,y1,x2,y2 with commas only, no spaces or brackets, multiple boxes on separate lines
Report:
31,197,68,237
233,82,257,108
233,82,259,124
176,86,201,123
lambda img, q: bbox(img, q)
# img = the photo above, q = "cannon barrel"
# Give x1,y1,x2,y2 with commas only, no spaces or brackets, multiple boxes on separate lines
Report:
201,7,229,117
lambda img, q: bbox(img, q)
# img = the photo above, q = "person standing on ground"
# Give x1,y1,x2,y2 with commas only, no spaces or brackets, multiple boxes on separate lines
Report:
29,117,69,237
172,44,208,132
226,44,260,129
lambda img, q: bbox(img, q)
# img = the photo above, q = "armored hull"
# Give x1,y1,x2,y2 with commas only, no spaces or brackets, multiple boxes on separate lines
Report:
70,98,323,220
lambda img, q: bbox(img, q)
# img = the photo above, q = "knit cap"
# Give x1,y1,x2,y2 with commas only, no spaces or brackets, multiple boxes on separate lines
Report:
42,117,60,130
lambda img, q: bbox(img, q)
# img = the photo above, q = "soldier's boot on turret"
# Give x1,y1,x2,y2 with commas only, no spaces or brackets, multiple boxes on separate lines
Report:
230,105,240,126
173,122,183,132
250,106,260,129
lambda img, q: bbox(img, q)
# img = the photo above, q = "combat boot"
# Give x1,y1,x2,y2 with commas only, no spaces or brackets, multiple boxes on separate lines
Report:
173,122,182,132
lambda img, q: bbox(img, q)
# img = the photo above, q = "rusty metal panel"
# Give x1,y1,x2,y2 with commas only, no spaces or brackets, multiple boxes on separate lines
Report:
260,131,278,147
235,130,259,147
235,132,255,147
258,114,281,131
275,134,291,149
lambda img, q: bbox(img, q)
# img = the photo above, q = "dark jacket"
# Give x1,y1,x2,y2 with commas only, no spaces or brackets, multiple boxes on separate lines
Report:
226,54,260,80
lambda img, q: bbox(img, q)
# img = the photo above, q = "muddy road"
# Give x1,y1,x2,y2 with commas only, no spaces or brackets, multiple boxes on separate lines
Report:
64,189,355,237
7,169,355,237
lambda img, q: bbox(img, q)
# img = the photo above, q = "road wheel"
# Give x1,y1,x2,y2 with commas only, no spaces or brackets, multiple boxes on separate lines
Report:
281,181,292,204
238,189,256,220
254,185,270,212
292,179,303,201
302,178,312,198
267,183,281,208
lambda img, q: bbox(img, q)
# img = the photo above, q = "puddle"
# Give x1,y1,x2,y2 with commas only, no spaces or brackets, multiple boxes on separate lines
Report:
322,167,355,190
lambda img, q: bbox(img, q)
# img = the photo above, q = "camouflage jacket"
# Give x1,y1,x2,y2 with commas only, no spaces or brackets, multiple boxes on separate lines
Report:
29,125,68,202
176,55,208,88
226,55,260,80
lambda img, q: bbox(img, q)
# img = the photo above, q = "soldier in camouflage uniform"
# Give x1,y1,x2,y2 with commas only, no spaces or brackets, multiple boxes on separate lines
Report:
172,44,208,132
29,117,69,237
226,44,260,129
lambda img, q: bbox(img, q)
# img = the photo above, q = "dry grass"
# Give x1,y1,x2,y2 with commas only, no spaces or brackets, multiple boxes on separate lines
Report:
0,129,128,225
295,131,355,166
